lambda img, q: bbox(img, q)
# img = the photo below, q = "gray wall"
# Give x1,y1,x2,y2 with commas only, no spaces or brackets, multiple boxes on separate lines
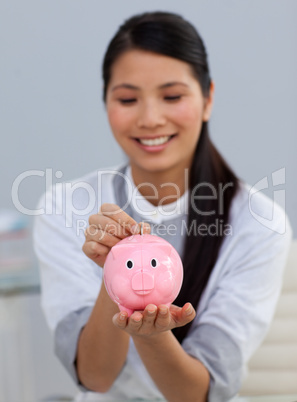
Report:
1,0,296,235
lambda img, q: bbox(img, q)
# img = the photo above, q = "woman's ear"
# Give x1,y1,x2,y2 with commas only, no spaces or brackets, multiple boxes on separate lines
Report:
202,80,215,122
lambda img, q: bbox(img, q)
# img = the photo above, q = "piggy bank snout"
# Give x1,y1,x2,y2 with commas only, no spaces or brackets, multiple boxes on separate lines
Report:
132,271,154,295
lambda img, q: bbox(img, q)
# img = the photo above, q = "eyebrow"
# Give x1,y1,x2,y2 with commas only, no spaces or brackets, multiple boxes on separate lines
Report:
111,81,189,92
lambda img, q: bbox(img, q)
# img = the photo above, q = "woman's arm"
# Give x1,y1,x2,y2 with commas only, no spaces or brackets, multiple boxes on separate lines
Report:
76,281,130,392
134,332,209,402
77,203,151,391
113,304,210,402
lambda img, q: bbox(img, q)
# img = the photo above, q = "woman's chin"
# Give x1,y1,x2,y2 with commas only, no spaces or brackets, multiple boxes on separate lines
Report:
130,158,179,175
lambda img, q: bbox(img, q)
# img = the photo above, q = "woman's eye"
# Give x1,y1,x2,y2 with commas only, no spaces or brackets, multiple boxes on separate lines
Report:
164,95,182,101
119,98,137,104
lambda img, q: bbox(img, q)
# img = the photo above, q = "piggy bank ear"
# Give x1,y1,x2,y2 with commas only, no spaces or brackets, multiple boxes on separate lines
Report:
110,243,136,260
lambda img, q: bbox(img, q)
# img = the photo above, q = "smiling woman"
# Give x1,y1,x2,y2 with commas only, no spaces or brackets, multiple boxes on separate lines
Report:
106,49,212,179
33,10,292,402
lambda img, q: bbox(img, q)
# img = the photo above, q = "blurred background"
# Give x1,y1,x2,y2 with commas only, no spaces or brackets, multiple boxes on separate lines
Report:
0,0,296,400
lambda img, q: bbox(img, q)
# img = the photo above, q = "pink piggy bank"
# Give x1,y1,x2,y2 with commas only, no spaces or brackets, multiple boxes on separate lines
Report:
103,234,183,316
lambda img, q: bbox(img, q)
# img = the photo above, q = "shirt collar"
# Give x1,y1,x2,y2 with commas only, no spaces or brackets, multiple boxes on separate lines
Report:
125,165,189,225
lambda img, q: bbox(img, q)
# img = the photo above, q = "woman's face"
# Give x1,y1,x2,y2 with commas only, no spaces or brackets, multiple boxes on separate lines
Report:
106,49,214,175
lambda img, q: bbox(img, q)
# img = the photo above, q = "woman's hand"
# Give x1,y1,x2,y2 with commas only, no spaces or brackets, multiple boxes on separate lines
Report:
113,303,209,402
112,303,196,338
82,203,150,267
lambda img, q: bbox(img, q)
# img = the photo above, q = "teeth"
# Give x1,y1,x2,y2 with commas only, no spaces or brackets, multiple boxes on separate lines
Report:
139,136,170,146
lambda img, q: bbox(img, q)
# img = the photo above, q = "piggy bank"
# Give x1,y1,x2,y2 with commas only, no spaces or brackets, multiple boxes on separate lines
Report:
103,234,183,316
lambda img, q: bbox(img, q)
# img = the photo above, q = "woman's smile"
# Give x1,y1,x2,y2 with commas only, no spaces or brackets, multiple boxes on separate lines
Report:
132,134,177,152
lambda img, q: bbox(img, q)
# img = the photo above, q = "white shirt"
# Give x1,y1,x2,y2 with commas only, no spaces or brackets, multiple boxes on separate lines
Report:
33,164,292,401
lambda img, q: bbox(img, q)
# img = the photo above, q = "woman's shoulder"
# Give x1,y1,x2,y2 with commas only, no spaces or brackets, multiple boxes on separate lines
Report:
229,179,291,238
34,163,129,230
213,178,293,277
38,163,128,207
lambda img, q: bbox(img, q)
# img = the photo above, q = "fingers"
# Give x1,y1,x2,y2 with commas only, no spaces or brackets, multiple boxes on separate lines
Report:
179,303,196,325
84,208,130,266
112,311,128,329
119,307,157,336
154,305,171,330
152,303,195,331
166,303,196,328
85,227,122,248
129,311,144,332
99,203,139,234
100,204,151,235
86,214,151,242
114,304,170,336
83,203,151,266
113,303,196,336
140,304,157,332
82,241,110,267
87,213,129,239
113,307,156,336
113,310,144,333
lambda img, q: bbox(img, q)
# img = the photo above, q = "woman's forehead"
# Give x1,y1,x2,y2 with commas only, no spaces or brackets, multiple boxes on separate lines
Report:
108,49,197,88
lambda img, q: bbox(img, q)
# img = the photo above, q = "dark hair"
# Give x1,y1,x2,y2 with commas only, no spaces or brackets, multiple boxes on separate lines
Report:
102,11,239,343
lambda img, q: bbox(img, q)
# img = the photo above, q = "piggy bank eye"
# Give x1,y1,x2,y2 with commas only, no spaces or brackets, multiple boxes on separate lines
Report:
151,258,158,268
126,259,134,269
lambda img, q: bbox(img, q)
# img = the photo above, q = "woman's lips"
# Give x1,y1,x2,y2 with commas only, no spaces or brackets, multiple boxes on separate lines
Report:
132,134,177,152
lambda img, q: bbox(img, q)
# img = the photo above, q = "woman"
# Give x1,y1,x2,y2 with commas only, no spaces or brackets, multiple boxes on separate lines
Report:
34,11,292,402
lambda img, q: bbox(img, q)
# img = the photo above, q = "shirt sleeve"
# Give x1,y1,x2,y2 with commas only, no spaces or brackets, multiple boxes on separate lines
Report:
182,197,293,402
33,186,102,386
54,306,93,389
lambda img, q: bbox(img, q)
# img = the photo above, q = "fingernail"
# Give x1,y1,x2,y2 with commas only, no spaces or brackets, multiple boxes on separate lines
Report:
159,307,168,315
185,305,193,316
131,224,140,234
119,313,126,321
148,307,157,315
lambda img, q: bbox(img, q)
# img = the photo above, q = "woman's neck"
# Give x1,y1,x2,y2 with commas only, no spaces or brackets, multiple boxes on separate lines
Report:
130,163,190,206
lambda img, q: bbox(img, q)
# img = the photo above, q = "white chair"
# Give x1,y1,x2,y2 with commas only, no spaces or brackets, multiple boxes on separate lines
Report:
239,239,297,396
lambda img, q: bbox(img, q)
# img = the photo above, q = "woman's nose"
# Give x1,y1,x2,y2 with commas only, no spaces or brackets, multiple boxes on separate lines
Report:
136,100,166,129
